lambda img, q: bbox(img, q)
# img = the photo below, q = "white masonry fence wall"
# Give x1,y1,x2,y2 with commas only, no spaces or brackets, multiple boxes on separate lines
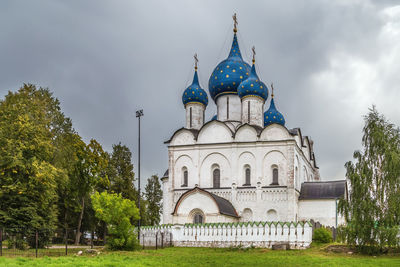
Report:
140,221,313,249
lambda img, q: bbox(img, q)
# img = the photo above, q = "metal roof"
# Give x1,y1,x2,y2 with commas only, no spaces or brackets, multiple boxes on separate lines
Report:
162,169,169,178
172,187,239,218
299,180,346,200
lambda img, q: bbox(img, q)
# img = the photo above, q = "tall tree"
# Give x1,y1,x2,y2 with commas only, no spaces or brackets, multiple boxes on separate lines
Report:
107,142,136,200
55,132,84,236
0,84,67,235
55,131,112,245
144,175,162,225
105,143,148,228
72,139,109,244
339,107,400,253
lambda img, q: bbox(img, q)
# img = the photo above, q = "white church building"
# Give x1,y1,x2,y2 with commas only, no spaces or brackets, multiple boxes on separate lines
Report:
160,17,346,229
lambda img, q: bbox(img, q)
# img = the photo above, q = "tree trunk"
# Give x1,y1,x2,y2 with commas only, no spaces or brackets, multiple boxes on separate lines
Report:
90,230,94,249
103,222,107,245
64,211,68,245
74,197,85,245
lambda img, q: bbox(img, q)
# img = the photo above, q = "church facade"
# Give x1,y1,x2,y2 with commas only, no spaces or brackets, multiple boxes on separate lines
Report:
161,19,346,228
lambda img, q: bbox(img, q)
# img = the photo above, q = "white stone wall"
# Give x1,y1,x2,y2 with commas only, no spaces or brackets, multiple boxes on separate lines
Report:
161,177,169,225
294,146,319,191
172,187,294,223
298,199,345,227
140,222,313,249
185,103,205,130
165,121,322,225
241,96,264,127
216,95,241,122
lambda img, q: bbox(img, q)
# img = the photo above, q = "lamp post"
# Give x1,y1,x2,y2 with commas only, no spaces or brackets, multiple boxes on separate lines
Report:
136,109,143,240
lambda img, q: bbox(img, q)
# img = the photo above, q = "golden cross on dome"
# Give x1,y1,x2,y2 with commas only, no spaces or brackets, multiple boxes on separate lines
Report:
271,83,275,98
194,53,199,70
252,46,256,64
233,13,238,33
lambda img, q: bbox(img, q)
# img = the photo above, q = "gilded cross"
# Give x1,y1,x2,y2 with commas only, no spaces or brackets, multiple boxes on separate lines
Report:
233,13,238,32
194,53,198,70
271,83,275,98
252,46,256,63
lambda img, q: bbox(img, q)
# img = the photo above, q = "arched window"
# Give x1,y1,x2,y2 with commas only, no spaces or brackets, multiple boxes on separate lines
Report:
247,101,250,123
213,168,220,188
189,107,192,128
271,166,279,185
295,166,299,189
182,167,188,187
193,213,203,224
244,166,251,186
226,96,229,120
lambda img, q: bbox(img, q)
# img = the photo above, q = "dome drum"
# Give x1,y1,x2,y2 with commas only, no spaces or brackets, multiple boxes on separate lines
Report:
185,102,205,130
241,96,264,127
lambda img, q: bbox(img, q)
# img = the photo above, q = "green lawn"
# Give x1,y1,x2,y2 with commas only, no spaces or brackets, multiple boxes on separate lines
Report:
0,245,399,267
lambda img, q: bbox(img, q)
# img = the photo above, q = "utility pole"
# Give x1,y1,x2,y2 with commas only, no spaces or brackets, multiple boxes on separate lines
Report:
136,109,144,240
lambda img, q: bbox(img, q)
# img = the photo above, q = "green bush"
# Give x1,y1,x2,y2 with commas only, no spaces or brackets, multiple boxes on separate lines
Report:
91,191,140,251
7,237,29,250
313,228,333,243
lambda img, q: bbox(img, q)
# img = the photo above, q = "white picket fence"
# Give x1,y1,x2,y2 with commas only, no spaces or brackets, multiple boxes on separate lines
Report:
140,221,313,249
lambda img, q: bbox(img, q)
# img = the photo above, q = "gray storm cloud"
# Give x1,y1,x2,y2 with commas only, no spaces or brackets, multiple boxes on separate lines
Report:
1,0,399,188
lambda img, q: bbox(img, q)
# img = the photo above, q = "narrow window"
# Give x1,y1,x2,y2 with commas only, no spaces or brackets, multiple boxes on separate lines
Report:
203,109,205,124
213,168,220,188
272,168,279,185
248,101,250,123
182,170,188,187
227,97,229,120
189,107,192,128
245,167,251,185
194,213,203,224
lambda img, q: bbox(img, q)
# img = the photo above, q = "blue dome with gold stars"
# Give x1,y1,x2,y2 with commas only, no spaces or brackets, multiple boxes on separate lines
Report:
182,69,208,107
238,62,268,101
208,33,251,101
264,98,285,127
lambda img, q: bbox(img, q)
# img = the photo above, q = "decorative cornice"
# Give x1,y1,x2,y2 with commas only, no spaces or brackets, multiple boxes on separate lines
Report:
214,91,238,100
241,94,265,102
184,102,206,108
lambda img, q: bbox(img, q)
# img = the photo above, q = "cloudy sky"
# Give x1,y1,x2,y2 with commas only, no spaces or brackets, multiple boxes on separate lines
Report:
1,0,399,187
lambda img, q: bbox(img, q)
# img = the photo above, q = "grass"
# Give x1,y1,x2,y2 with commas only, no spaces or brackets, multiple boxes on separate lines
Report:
0,244,399,267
